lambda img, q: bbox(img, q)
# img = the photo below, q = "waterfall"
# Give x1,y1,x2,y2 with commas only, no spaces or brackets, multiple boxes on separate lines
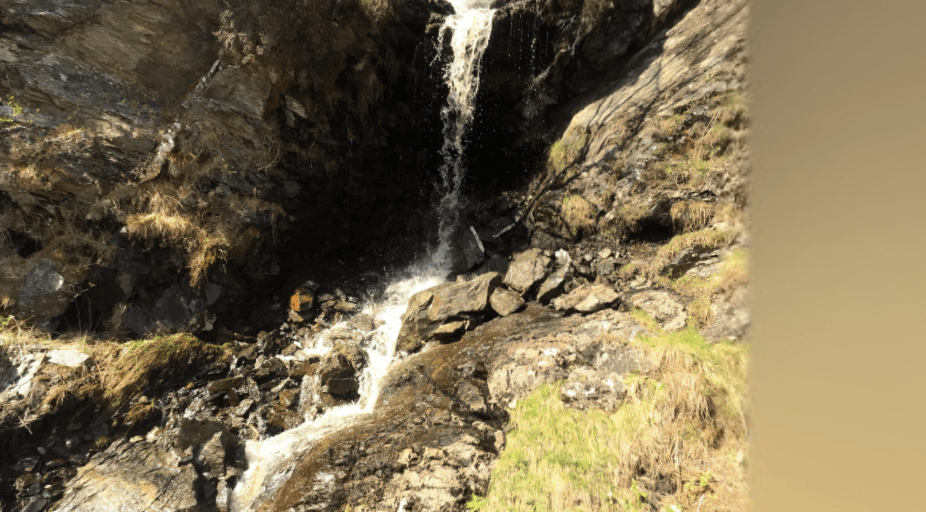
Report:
228,2,495,510
431,0,496,268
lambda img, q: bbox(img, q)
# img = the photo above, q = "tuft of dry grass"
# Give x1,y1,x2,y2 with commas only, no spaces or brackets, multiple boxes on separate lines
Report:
648,228,735,278
562,194,596,235
469,315,750,512
670,200,715,234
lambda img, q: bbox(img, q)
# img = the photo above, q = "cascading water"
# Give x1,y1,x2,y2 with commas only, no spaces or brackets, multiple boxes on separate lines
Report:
228,2,495,510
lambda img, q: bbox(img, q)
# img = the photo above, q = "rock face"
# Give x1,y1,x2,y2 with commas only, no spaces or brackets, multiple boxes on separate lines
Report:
55,439,201,512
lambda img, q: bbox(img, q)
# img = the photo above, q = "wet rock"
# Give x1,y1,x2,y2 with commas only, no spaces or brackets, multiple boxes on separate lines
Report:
54,440,199,512
488,288,525,316
22,498,47,512
333,301,359,313
347,313,376,332
15,260,71,329
450,225,485,273
428,272,500,322
395,283,453,353
552,284,619,313
195,430,237,477
503,248,551,293
318,342,368,396
628,290,687,331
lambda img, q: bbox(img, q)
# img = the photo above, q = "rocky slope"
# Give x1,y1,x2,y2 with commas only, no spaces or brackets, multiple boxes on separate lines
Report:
1,0,751,510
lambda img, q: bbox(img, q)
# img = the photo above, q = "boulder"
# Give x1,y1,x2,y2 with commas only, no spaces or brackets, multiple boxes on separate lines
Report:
395,283,452,353
551,284,619,313
537,249,572,303
488,288,525,316
628,290,687,331
318,342,369,396
503,248,551,294
15,260,72,329
427,272,500,322
347,313,376,332
449,226,485,273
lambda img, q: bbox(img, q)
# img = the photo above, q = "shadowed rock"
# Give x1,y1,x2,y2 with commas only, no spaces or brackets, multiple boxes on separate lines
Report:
503,248,551,294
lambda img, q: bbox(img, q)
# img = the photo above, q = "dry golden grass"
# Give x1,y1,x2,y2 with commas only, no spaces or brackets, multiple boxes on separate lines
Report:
648,229,735,278
0,327,230,433
120,182,282,286
653,249,750,329
469,315,750,512
562,194,596,235
670,201,715,234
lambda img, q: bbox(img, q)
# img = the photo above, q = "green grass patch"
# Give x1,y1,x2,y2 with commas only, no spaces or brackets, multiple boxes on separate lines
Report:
470,312,750,511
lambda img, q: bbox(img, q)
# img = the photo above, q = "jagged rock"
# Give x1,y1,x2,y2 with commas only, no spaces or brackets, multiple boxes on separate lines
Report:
537,249,572,303
318,342,369,396
488,288,524,316
290,287,315,312
15,260,71,329
551,284,619,313
428,272,500,322
347,313,376,332
395,283,453,353
450,225,485,273
54,439,200,512
206,377,244,394
195,430,235,476
46,349,90,368
503,248,551,293
628,290,687,331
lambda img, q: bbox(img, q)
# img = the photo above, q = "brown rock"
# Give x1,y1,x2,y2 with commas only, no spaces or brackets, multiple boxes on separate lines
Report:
503,248,551,293
427,272,500,322
551,284,619,313
488,288,525,316
290,287,315,312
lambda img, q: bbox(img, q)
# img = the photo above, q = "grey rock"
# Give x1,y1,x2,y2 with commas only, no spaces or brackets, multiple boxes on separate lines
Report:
15,260,71,326
502,248,551,293
395,283,453,353
537,252,572,303
22,498,47,512
428,272,500,322
488,288,525,316
628,290,687,331
46,349,90,368
551,284,619,313
347,313,376,333
450,225,485,273
55,440,199,512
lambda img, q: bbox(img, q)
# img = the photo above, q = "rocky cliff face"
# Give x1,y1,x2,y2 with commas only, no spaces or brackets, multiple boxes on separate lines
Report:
1,0,751,510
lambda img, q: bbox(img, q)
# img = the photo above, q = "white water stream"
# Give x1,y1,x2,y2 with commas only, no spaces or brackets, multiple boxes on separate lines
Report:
229,2,495,510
